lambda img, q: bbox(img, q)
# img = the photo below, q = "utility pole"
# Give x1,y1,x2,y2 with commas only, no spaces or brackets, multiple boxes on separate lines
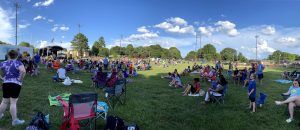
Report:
255,35,259,62
15,2,20,46
78,24,81,33
195,33,197,61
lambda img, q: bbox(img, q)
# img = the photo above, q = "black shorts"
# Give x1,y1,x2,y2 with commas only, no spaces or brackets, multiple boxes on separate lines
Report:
249,96,256,102
2,83,22,98
258,74,263,80
190,86,196,94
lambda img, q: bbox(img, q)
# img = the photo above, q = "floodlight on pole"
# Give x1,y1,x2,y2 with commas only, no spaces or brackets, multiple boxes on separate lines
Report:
255,35,259,62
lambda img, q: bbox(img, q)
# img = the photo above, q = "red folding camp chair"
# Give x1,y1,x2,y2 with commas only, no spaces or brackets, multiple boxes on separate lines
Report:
57,92,98,130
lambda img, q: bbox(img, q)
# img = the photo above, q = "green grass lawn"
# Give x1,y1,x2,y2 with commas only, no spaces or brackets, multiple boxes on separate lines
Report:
0,63,299,130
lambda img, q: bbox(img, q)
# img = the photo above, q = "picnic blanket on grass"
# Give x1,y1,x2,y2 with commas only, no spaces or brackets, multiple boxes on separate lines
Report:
274,79,292,84
48,93,71,106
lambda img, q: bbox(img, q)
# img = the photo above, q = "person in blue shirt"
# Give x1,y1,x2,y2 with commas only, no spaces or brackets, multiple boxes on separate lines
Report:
248,74,256,113
103,57,109,70
256,61,265,85
33,53,41,65
275,80,300,123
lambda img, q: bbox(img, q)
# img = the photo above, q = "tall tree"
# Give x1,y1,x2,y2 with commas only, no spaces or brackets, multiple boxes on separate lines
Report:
71,33,89,57
91,46,99,56
18,42,31,47
198,43,217,61
99,48,109,57
94,37,106,48
0,41,8,44
185,51,197,60
169,47,182,59
125,44,134,57
220,48,237,61
237,52,248,62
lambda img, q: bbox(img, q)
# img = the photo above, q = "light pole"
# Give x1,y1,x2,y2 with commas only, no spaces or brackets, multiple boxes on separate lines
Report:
15,2,20,46
255,35,259,62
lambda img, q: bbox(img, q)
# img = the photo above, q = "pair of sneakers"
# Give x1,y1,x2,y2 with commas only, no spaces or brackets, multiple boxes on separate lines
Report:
0,113,25,126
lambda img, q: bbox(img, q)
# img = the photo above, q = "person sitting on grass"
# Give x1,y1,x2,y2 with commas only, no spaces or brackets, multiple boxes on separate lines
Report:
248,74,256,113
53,60,60,70
169,73,183,88
182,78,201,96
204,80,224,102
161,72,173,80
52,65,66,82
65,61,74,72
275,80,300,123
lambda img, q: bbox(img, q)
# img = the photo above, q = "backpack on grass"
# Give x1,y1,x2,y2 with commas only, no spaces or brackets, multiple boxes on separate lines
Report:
25,112,50,130
105,115,125,130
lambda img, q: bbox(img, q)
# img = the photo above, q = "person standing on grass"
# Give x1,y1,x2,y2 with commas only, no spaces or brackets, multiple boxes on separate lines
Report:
0,50,26,126
256,61,265,85
248,74,256,113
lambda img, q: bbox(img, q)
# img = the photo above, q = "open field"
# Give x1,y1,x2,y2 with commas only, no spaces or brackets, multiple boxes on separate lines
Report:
0,63,299,130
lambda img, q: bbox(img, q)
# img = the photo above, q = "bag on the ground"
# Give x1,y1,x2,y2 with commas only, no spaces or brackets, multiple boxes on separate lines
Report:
105,115,125,130
63,77,72,86
25,112,50,130
126,123,139,130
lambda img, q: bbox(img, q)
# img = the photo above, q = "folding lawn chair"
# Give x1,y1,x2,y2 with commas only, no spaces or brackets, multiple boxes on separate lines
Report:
211,84,228,104
96,101,108,120
56,92,98,130
256,92,267,107
105,79,127,109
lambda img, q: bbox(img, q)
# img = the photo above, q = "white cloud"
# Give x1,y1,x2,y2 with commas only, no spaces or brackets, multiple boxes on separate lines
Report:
18,24,30,29
27,0,31,2
137,26,149,33
33,15,46,21
127,32,159,42
215,21,240,37
60,26,69,31
154,17,195,35
51,27,58,32
275,37,297,43
51,25,70,32
0,7,13,43
274,37,299,47
33,0,54,7
198,26,214,36
167,17,188,26
48,19,54,23
155,22,173,29
261,26,276,35
257,39,276,53
61,36,65,39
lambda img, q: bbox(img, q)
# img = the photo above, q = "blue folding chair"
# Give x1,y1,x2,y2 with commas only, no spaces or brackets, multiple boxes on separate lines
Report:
256,92,267,107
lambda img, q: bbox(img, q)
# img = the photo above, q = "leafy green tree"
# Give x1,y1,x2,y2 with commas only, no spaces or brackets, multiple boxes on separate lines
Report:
0,41,8,44
220,48,237,61
99,48,109,57
198,43,217,61
237,52,248,62
18,42,31,47
94,37,106,48
71,33,89,57
110,46,121,57
169,47,182,59
125,44,134,57
185,51,197,60
91,46,99,56
148,44,163,58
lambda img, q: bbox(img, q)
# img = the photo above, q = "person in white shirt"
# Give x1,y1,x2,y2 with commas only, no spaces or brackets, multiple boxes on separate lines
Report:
52,65,66,82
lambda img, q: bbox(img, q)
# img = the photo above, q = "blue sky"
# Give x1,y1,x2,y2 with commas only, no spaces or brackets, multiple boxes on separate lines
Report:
1,0,300,59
